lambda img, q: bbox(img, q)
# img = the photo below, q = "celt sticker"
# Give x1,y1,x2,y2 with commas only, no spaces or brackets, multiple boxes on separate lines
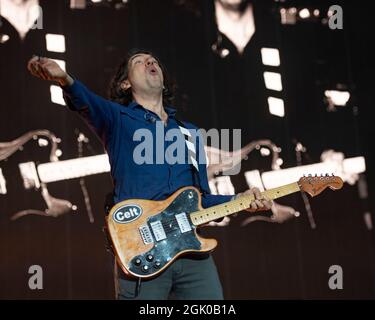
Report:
113,205,143,224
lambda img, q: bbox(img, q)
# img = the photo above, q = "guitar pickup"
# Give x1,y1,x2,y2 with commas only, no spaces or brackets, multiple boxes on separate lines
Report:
139,225,153,245
175,212,192,233
150,221,167,242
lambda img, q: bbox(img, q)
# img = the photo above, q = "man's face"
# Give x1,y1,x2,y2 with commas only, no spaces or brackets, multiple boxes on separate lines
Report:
125,53,164,95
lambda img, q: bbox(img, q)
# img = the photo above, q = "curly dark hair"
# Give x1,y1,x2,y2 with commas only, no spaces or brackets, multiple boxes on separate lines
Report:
107,49,175,107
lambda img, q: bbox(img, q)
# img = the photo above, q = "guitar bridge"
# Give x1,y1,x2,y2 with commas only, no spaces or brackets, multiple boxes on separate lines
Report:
139,225,153,245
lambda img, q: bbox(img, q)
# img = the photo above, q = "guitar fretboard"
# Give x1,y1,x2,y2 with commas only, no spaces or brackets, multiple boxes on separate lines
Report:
190,182,301,226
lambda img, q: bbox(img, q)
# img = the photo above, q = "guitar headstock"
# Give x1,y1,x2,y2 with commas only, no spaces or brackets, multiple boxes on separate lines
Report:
298,174,344,197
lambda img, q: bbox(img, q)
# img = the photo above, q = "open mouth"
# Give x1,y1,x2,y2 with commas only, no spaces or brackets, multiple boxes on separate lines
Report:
147,66,158,75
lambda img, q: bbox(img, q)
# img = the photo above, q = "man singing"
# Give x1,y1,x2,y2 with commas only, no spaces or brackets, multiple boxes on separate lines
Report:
27,50,272,300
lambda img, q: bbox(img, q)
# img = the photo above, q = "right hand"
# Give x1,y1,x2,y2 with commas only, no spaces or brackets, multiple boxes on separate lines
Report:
27,55,73,86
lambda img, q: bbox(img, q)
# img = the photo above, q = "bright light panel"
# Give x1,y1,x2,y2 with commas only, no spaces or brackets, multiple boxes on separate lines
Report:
264,72,283,91
261,48,280,66
45,33,66,53
268,97,285,117
50,85,66,106
324,90,350,106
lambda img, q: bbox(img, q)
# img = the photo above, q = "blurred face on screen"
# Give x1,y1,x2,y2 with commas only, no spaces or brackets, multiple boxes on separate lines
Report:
218,0,249,11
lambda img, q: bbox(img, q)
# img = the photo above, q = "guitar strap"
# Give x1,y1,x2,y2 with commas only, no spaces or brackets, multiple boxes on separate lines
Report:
174,118,201,189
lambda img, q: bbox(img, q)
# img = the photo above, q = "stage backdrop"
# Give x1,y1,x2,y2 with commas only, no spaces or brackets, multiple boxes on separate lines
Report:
0,0,374,299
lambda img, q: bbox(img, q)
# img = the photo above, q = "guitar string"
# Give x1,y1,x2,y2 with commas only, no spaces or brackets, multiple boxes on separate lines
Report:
145,183,301,231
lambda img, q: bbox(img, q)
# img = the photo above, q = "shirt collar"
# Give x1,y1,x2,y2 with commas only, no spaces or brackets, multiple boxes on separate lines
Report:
127,101,177,118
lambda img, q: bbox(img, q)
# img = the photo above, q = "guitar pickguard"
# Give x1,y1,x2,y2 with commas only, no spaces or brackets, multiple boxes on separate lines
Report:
128,188,201,276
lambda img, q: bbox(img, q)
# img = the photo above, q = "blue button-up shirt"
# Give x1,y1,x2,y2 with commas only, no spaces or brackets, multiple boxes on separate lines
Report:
62,80,233,208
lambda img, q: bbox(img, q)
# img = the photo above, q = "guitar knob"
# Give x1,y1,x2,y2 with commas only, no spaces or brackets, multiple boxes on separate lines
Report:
141,265,149,273
134,258,142,266
154,261,161,269
146,254,154,262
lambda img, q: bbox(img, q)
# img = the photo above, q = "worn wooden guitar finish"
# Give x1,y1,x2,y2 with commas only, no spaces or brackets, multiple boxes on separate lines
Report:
106,175,343,279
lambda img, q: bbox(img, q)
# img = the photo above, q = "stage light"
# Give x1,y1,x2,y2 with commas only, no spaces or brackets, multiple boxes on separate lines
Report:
324,90,350,107
50,85,66,106
261,48,280,66
260,148,271,156
70,0,86,9
219,48,230,58
0,33,10,44
45,33,66,53
267,97,285,117
37,138,49,147
55,149,63,157
276,158,283,167
263,72,283,91
299,8,310,19
91,0,102,3
280,6,323,25
280,7,297,25
211,34,230,58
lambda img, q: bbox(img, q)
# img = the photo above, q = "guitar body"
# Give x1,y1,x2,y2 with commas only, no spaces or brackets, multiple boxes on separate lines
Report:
106,186,217,279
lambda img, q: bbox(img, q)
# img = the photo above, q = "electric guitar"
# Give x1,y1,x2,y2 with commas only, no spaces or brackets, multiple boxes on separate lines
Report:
106,175,343,279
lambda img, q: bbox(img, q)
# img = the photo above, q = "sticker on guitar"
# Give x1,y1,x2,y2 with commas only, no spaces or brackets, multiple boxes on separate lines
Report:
112,205,143,224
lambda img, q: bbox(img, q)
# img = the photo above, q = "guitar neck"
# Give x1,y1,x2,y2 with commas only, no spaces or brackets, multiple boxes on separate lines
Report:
190,182,301,226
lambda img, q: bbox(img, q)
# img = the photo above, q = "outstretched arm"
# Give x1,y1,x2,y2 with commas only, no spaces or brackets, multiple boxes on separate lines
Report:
27,55,74,86
27,56,118,141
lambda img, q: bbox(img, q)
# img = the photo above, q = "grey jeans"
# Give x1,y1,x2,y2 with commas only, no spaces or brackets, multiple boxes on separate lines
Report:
114,254,224,300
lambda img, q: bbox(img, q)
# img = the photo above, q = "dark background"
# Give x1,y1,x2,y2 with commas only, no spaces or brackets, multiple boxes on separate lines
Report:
0,0,374,299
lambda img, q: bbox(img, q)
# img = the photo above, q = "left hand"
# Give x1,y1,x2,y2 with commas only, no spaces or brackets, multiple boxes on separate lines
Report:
237,187,273,212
